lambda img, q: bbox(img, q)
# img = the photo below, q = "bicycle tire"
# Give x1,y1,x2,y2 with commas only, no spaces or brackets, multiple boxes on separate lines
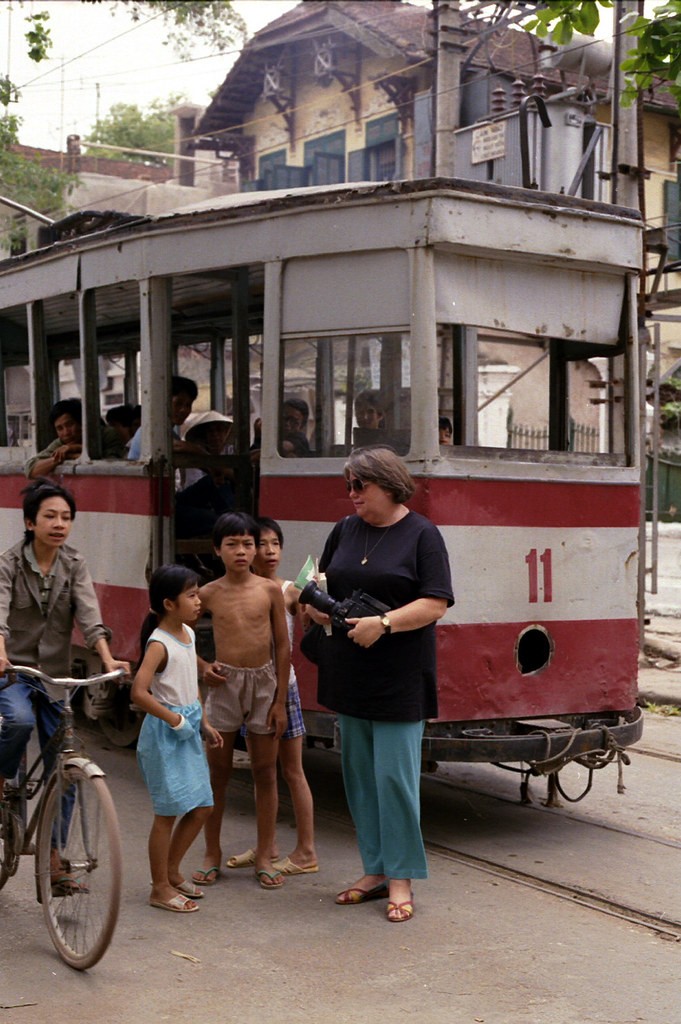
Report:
0,802,22,890
36,765,122,970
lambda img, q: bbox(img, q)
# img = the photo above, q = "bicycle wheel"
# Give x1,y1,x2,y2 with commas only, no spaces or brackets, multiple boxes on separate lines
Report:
36,764,122,970
0,801,22,890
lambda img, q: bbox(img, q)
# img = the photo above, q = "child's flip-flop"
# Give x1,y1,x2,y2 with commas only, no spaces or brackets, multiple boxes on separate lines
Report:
191,866,220,886
255,868,284,890
226,848,256,869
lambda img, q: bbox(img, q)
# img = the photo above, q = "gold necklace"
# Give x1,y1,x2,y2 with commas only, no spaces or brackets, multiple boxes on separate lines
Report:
361,524,393,565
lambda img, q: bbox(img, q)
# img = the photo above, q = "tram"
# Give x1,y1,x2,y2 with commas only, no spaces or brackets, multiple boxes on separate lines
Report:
0,178,644,788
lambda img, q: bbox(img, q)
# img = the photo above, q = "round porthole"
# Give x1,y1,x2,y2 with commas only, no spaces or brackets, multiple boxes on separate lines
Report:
515,624,553,675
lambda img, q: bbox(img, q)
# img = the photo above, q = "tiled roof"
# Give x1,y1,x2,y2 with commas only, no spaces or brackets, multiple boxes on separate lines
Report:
11,143,172,181
196,0,678,142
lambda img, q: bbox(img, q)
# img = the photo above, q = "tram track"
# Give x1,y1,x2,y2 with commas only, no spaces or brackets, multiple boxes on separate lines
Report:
304,785,681,942
424,770,681,851
631,744,681,765
267,745,681,944
424,840,681,942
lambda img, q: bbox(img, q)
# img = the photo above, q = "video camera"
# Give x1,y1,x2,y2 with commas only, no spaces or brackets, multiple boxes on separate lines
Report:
299,580,390,630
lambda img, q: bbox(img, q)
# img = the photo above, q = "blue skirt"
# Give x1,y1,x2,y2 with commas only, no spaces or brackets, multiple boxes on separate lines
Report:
136,700,214,817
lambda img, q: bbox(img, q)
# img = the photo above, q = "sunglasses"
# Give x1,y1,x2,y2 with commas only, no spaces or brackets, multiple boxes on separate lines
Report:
345,477,366,493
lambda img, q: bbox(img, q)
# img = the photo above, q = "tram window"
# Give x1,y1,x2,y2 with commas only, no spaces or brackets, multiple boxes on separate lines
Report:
222,335,264,441
438,325,625,459
279,332,410,458
3,366,32,448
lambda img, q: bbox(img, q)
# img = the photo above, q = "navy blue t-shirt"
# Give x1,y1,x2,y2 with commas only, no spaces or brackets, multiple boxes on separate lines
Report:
317,511,454,721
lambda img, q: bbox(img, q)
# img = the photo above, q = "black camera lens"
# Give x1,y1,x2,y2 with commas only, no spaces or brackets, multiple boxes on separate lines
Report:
299,580,338,616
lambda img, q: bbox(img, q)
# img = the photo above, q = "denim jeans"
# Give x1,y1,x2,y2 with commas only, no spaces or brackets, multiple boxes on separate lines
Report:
0,672,63,782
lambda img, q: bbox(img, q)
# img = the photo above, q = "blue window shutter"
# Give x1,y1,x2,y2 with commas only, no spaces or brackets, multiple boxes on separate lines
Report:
347,149,366,181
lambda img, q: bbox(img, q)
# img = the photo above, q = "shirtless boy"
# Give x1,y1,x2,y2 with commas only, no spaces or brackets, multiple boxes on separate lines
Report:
193,512,289,889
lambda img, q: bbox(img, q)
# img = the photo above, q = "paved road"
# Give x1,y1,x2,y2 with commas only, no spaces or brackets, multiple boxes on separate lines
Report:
1,709,679,1024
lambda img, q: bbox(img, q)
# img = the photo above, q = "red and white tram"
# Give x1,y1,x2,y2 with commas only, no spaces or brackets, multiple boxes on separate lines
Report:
0,179,644,784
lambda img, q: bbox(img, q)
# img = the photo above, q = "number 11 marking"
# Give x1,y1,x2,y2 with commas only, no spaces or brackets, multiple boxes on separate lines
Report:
525,547,553,603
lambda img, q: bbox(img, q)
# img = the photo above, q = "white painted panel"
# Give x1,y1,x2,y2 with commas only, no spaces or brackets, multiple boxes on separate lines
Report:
0,254,79,306
276,520,638,626
282,251,409,334
0,509,151,592
439,525,637,624
435,252,624,344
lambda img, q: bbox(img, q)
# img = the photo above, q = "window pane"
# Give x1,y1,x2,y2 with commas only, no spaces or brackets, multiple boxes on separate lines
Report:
436,325,625,457
279,332,410,458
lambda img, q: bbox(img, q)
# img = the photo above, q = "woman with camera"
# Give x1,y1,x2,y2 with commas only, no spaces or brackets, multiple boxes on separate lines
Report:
306,445,453,922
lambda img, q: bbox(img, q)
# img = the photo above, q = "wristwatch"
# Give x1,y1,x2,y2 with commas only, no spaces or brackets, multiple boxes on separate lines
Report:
380,614,392,635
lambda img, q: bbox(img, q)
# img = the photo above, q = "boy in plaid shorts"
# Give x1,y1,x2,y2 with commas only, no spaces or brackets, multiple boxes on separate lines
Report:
225,517,318,877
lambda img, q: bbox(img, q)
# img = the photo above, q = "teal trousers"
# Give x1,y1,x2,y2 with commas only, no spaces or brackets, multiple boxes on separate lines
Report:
338,714,427,880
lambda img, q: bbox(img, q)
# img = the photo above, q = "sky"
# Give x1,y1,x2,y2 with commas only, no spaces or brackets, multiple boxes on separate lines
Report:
2,1,301,150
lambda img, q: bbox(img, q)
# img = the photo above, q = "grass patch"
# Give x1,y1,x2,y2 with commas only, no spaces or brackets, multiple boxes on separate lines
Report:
643,702,681,716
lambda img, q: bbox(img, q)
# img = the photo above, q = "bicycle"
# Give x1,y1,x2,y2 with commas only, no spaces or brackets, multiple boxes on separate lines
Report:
0,665,125,970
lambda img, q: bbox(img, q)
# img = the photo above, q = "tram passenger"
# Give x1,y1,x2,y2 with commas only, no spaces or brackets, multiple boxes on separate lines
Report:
0,478,129,891
25,398,126,478
175,411,235,540
226,517,318,876
192,512,289,890
105,403,138,449
354,390,385,430
127,375,201,462
304,445,453,922
438,417,453,445
282,398,311,456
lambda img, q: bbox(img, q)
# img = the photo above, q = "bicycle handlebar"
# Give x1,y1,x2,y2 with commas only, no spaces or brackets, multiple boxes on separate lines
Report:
2,666,126,690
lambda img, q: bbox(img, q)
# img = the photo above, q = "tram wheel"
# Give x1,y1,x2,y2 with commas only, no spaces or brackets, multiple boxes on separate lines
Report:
98,690,142,747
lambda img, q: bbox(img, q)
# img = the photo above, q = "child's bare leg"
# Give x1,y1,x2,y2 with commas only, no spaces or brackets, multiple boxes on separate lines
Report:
249,732,282,886
193,730,235,878
278,736,317,868
149,814,192,905
168,805,213,888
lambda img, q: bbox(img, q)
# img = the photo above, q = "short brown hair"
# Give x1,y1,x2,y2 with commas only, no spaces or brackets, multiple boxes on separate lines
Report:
344,445,415,504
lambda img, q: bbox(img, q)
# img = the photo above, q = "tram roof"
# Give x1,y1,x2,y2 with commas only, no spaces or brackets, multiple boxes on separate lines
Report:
9,177,641,266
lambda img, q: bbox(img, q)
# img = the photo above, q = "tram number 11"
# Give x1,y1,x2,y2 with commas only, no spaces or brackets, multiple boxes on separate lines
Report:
525,548,553,603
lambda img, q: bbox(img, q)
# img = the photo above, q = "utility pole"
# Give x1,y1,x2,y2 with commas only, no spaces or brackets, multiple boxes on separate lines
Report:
433,0,465,177
610,0,639,210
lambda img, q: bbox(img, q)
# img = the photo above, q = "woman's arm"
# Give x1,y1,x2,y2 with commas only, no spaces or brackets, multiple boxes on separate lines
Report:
346,596,448,649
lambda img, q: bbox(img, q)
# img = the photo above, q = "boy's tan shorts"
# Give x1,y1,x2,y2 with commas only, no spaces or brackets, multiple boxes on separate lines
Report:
205,661,277,735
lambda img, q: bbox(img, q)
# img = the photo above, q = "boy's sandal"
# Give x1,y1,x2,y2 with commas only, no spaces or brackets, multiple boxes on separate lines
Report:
191,866,220,886
51,875,90,897
226,848,256,869
271,856,319,875
255,868,284,890
174,879,204,898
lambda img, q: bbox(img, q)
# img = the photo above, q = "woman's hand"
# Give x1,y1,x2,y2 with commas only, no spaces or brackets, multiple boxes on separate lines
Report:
346,616,385,648
302,605,331,627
